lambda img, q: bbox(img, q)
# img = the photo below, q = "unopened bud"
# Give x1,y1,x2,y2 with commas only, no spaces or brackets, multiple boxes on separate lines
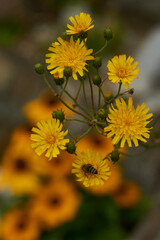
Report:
97,108,106,119
92,75,101,86
66,142,76,154
128,88,134,95
104,28,113,41
110,151,119,163
78,31,88,40
34,63,44,75
52,109,65,123
104,91,113,100
93,57,102,69
77,71,87,81
64,67,72,78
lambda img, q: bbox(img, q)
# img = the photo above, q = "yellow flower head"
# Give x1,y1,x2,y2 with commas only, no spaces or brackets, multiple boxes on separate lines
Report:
66,12,94,35
72,149,111,187
104,97,153,148
46,36,94,80
107,55,140,89
30,119,69,160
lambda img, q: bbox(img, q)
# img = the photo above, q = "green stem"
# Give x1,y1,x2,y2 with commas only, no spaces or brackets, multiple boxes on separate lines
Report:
41,73,89,120
41,73,55,94
82,80,94,117
99,86,105,100
102,82,122,108
98,87,101,109
75,81,82,101
103,153,111,161
87,73,95,115
59,77,69,97
63,124,76,141
95,125,107,136
76,126,93,143
93,41,107,56
66,118,88,124
60,86,91,118
108,82,122,104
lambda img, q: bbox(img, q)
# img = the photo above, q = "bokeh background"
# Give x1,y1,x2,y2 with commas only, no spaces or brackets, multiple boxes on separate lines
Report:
0,0,160,239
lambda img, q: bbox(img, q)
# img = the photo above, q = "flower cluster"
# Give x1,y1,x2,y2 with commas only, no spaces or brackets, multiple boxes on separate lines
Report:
0,12,157,240
30,12,155,190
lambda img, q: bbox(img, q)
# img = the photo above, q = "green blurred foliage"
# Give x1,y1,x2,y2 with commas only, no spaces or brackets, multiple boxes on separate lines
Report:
0,19,24,46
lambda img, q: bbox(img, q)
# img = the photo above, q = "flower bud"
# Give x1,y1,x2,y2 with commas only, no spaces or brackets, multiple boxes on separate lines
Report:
54,78,64,86
104,28,113,41
53,72,64,85
110,151,119,163
78,31,88,40
128,88,134,95
92,75,101,86
104,91,113,101
34,63,44,75
64,67,72,78
97,108,106,119
52,109,65,123
77,71,87,81
93,57,102,69
66,142,76,154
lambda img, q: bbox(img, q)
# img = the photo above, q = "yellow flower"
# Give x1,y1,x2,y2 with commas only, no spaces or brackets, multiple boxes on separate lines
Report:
66,12,94,35
0,209,40,240
72,149,111,187
1,128,46,195
112,180,142,208
31,119,69,160
104,97,153,148
23,91,73,125
31,180,81,229
107,55,140,89
46,36,94,80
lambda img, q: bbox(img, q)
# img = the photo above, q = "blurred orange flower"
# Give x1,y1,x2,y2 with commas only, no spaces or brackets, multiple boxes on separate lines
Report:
31,179,81,229
76,131,114,158
44,150,76,178
0,127,47,195
0,209,40,240
76,131,126,159
23,91,73,125
113,180,142,208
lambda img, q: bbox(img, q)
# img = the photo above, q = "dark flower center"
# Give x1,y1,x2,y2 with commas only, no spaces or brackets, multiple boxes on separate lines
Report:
16,220,27,231
15,158,28,172
48,196,61,207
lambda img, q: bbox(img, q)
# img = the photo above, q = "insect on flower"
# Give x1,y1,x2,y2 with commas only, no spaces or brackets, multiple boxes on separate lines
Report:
82,164,98,175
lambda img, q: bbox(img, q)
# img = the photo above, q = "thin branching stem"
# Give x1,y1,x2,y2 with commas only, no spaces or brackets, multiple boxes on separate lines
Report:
41,73,89,120
76,126,93,143
87,72,95,115
93,41,107,56
65,118,88,124
82,80,93,117
60,86,91,118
